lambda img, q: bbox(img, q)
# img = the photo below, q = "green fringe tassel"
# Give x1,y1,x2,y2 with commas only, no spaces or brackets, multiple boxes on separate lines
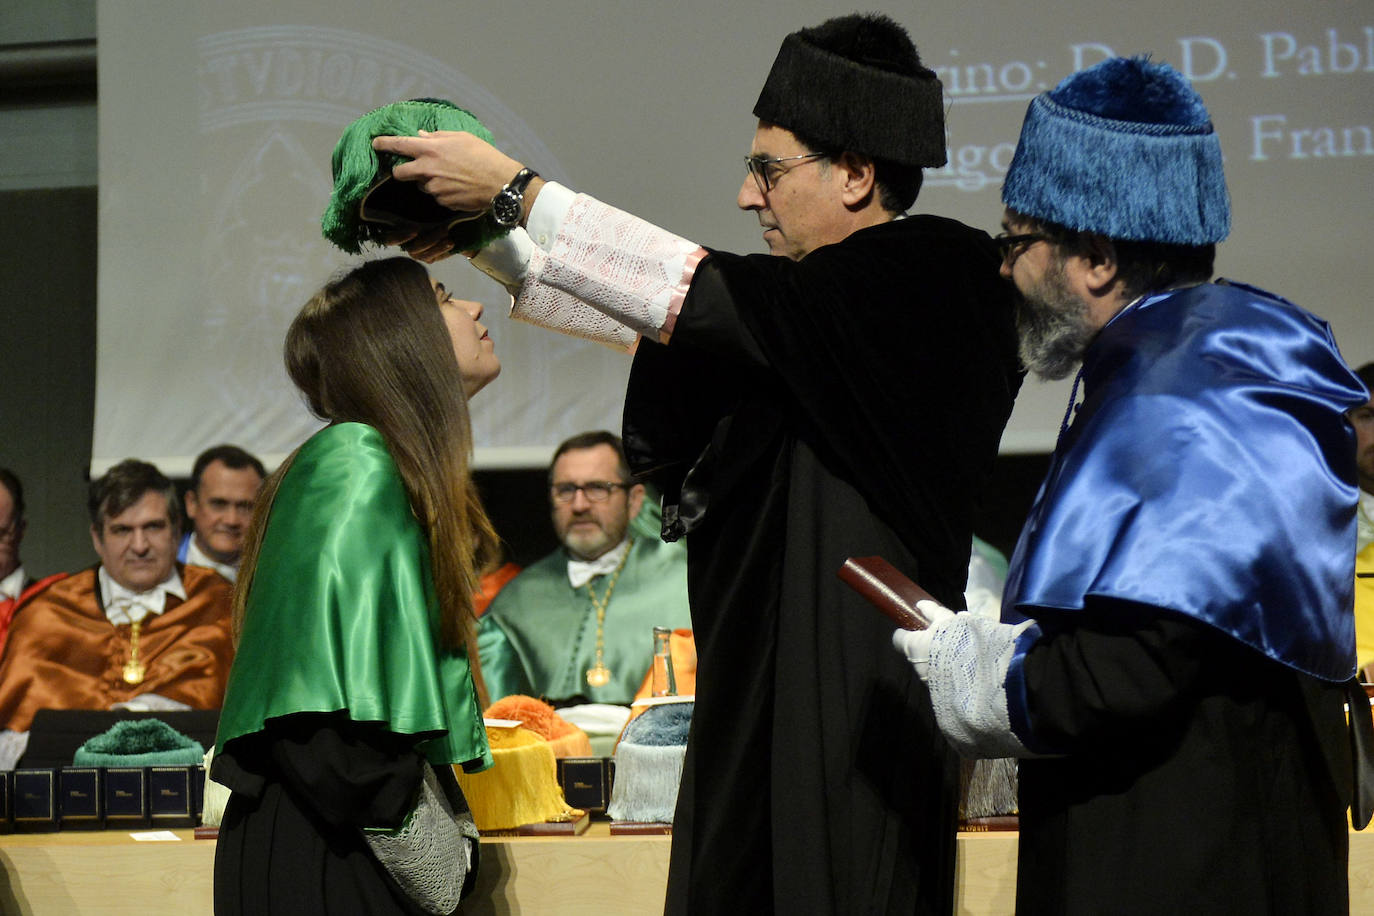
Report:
321,98,507,254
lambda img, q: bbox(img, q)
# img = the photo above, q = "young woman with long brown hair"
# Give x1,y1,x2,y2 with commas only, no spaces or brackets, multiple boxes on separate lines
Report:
211,257,500,915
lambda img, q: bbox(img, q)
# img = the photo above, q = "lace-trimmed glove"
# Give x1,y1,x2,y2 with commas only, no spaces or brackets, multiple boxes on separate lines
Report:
891,600,956,680
893,601,1040,759
364,762,480,915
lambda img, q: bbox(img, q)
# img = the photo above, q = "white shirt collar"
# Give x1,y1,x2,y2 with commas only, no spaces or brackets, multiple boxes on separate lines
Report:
0,566,24,602
185,536,238,583
566,538,631,589
98,565,187,626
1358,489,1374,555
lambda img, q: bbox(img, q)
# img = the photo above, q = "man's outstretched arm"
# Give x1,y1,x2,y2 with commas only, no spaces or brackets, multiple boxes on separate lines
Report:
373,131,706,348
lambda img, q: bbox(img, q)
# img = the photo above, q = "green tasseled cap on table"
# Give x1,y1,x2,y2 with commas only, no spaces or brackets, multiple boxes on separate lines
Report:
322,98,509,254
72,718,206,768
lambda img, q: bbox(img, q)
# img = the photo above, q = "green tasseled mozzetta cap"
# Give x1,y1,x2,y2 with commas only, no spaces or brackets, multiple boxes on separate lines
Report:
322,98,509,254
72,718,206,767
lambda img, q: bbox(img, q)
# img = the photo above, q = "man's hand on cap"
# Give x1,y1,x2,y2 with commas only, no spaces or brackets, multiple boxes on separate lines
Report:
371,130,523,214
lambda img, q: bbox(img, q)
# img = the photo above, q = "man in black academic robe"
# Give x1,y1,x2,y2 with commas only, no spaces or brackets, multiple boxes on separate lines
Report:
376,14,1021,914
624,218,1019,913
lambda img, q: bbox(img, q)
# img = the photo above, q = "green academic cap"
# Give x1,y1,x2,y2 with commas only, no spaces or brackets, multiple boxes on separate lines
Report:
322,98,509,254
72,718,206,767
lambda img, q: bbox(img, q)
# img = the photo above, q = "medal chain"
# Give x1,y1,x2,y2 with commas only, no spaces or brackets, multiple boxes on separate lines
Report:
585,539,633,688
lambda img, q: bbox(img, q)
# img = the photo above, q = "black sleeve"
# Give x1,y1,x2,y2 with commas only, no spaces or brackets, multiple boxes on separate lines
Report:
263,712,427,830
1019,601,1244,752
670,256,772,369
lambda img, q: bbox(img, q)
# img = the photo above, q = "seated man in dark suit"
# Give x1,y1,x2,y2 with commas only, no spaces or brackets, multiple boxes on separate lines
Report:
178,444,265,583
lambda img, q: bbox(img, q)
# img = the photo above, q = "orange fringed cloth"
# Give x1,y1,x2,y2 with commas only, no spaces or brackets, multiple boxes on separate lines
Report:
455,695,589,830
486,694,592,757
0,566,234,731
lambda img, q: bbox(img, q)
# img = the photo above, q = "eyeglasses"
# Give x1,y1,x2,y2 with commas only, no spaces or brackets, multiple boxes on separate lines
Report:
551,481,630,504
993,231,1050,266
744,152,827,194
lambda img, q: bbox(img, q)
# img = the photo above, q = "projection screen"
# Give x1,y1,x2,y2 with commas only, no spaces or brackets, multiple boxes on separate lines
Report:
95,0,1374,472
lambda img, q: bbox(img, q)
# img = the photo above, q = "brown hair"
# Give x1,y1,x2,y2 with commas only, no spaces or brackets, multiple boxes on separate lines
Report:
548,430,632,483
88,459,180,534
190,444,266,492
233,258,497,680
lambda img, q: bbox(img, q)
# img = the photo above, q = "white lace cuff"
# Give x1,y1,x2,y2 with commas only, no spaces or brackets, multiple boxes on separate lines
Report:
516,183,706,345
927,615,1040,759
510,245,640,353
467,212,639,352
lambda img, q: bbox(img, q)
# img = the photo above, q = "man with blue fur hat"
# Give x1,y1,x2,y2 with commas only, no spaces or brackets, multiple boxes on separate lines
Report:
893,56,1370,912
372,13,1023,915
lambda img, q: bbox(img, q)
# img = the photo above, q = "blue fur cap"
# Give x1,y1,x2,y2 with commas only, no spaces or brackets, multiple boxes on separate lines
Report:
619,702,692,747
1002,56,1230,244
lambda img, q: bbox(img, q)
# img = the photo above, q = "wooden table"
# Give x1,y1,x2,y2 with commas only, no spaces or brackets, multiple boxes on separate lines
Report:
1,824,1371,914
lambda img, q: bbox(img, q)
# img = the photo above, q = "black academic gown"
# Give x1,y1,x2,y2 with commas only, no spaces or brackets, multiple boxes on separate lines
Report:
624,215,1023,915
213,713,479,916
1014,604,1351,915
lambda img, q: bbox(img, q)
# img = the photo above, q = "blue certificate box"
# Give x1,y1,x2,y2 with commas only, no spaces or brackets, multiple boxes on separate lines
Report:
148,766,195,827
58,767,103,830
190,765,205,821
103,767,149,828
557,756,614,812
12,768,58,832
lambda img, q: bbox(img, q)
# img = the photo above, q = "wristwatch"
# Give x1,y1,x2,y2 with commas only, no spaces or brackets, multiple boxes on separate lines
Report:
490,168,539,229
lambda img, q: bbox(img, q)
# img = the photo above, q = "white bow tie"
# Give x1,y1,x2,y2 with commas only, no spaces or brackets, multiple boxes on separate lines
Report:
99,566,186,626
566,540,631,588
106,595,163,625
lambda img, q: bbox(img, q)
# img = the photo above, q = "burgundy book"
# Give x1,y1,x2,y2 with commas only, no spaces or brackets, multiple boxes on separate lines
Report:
609,821,673,836
479,811,591,837
959,815,1020,832
837,556,936,630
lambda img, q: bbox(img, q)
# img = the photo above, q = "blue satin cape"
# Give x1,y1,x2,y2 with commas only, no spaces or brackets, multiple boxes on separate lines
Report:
215,423,491,771
1003,281,1366,682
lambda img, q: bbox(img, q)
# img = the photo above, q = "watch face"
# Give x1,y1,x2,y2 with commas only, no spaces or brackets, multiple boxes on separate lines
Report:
492,190,521,228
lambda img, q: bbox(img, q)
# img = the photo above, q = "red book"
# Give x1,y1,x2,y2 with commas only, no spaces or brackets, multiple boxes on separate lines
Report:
837,556,936,631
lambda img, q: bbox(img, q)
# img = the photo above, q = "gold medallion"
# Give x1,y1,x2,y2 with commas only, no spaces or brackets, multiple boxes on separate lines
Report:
123,619,144,684
586,664,612,688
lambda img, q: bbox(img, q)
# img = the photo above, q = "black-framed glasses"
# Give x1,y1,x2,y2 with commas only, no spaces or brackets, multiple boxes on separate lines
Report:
993,231,1050,265
551,481,630,504
744,152,827,194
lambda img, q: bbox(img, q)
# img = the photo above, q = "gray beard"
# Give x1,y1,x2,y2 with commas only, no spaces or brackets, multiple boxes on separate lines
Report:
1015,264,1095,381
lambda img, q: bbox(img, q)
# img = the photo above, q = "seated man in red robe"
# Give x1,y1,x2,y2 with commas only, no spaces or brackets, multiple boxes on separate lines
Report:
0,459,234,762
0,467,66,656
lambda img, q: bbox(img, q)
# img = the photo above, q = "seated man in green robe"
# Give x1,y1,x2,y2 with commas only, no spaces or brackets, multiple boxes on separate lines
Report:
478,431,691,705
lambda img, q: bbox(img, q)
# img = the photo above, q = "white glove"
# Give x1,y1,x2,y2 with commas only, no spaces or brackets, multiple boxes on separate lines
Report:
891,599,956,681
